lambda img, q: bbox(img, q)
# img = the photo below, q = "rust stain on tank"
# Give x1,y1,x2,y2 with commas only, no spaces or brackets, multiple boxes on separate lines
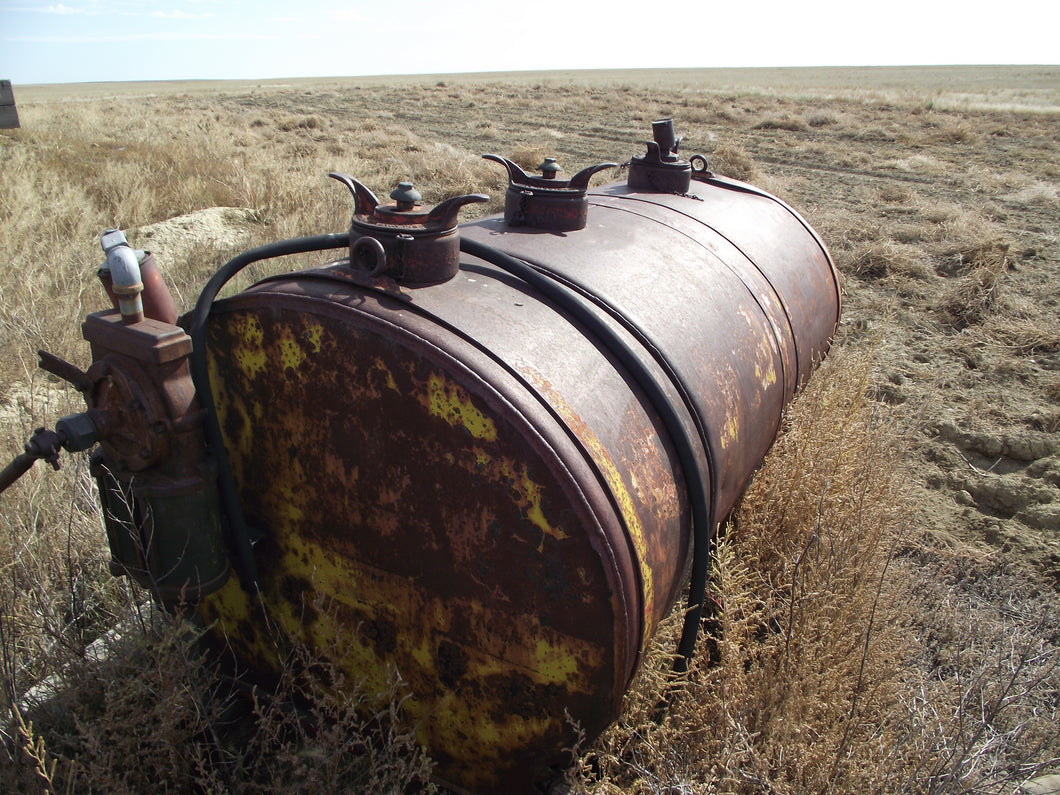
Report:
200,295,625,791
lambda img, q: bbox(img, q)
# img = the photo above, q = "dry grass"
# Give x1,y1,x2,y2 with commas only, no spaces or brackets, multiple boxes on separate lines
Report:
568,350,1060,794
3,608,435,793
1,69,1058,792
572,349,915,793
941,262,1011,330
752,115,810,133
849,241,930,280
708,144,759,183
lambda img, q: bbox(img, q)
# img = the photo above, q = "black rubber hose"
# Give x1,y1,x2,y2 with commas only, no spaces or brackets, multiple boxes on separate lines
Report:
187,233,349,592
459,237,714,671
0,452,38,494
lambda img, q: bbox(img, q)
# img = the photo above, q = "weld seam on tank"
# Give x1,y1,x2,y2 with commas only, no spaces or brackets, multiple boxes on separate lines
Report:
692,174,843,338
503,248,715,541
586,195,798,407
500,251,719,664
460,237,715,670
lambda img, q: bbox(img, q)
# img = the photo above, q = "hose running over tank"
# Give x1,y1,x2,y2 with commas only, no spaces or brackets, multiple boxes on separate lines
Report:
188,233,349,592
459,237,715,672
187,231,714,668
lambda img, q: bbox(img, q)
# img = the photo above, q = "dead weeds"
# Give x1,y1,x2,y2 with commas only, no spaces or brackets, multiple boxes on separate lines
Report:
2,69,1059,791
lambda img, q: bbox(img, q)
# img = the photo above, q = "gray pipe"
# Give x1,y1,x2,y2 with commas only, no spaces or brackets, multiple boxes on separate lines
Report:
100,229,144,324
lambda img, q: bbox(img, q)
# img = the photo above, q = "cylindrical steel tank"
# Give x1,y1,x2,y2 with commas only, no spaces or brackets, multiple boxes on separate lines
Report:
196,160,840,792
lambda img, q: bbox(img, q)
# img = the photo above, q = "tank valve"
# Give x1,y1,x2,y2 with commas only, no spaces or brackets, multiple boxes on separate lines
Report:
100,229,145,324
0,411,104,491
329,172,488,286
483,154,616,232
537,158,562,179
389,181,422,210
628,118,697,194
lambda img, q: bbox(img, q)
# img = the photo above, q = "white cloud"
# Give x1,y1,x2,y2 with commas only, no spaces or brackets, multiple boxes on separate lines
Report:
8,1,214,17
151,8,213,17
11,29,320,42
45,3,98,13
331,9,368,22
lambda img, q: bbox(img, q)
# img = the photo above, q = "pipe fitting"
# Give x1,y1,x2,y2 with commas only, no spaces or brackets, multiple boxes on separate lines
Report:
100,229,145,324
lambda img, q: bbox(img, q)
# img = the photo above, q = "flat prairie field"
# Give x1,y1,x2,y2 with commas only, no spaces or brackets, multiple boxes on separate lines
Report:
1,65,1058,792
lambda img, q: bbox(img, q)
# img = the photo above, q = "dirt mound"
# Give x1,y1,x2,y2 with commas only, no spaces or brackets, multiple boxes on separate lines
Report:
133,207,265,267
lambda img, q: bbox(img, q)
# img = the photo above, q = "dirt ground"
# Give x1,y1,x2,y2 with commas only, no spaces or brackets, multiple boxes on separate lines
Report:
752,98,1060,586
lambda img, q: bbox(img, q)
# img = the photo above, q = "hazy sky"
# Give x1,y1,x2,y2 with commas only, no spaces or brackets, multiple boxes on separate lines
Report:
1,0,1056,85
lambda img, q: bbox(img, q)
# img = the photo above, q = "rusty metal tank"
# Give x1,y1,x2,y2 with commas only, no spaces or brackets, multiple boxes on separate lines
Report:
191,122,840,794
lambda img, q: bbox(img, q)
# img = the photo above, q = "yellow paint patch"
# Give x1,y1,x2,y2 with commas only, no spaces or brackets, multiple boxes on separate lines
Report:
721,413,740,450
755,360,777,390
280,532,358,599
534,639,579,683
426,373,497,441
579,430,655,636
472,453,567,549
373,357,398,392
520,470,567,547
278,331,305,371
231,314,268,379
304,323,323,353
410,635,434,669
